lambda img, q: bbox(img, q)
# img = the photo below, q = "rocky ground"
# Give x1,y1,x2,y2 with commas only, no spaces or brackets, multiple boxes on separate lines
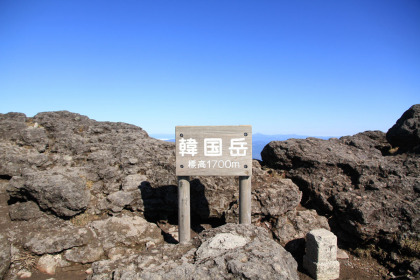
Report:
0,105,418,279
262,105,420,277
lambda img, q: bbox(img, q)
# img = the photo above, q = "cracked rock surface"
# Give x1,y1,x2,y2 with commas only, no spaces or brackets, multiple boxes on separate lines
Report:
261,105,420,270
88,224,299,280
0,111,310,279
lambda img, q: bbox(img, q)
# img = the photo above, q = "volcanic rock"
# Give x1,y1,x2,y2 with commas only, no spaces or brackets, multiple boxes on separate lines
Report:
0,234,10,279
0,111,308,231
24,221,93,255
261,105,420,265
0,110,324,277
37,254,69,275
8,201,44,221
387,104,420,152
88,223,299,280
88,214,163,253
64,243,105,264
7,169,90,217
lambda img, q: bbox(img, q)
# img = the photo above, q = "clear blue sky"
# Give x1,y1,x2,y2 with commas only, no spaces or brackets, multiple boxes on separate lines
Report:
1,0,419,136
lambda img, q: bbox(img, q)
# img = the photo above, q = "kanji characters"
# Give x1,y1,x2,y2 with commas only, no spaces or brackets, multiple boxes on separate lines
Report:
204,138,222,156
179,138,198,156
179,137,248,157
229,138,248,156
188,160,197,168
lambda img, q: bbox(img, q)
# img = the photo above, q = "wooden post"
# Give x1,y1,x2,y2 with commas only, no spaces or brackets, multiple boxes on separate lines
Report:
239,176,251,224
178,176,191,243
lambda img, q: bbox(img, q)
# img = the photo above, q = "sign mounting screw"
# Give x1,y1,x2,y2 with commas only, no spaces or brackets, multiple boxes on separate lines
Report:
244,133,248,136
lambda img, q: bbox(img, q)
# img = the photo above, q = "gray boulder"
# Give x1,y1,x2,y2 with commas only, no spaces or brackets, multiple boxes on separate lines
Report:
252,178,301,218
64,242,105,264
0,234,10,279
261,107,420,266
88,223,299,280
387,104,420,152
0,142,50,177
88,214,164,253
24,221,93,255
9,201,44,221
7,169,90,217
0,112,48,153
1,111,302,227
274,209,330,246
0,111,310,277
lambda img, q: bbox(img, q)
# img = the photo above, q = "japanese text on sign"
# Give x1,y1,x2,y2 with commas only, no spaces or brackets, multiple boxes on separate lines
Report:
175,126,252,176
179,138,248,157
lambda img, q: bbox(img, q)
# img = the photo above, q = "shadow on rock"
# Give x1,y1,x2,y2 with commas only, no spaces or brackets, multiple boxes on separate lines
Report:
139,181,178,224
140,179,214,242
285,238,306,273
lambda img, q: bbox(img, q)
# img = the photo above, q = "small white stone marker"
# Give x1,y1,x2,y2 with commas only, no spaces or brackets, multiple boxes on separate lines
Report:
303,228,340,280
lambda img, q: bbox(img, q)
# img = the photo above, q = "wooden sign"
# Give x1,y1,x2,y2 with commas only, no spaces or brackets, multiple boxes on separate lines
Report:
175,126,252,176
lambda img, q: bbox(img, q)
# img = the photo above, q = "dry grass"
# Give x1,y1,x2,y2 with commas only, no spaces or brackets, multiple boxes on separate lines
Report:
70,212,100,227
86,180,94,189
78,175,95,190
25,118,43,128
14,250,37,270
400,237,420,256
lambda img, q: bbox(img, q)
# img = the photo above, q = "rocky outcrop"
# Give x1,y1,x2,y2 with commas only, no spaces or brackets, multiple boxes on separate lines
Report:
261,105,420,269
88,215,163,253
24,221,93,255
7,170,90,217
387,104,420,153
1,111,315,277
0,111,316,236
88,223,299,280
0,234,10,279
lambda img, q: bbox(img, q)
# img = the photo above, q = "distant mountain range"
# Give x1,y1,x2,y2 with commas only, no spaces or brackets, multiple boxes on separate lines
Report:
151,133,334,160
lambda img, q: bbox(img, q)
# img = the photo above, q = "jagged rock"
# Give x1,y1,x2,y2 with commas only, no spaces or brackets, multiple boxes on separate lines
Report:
37,254,69,275
274,209,330,246
195,232,249,261
0,112,48,153
225,167,329,249
409,259,420,275
24,221,93,255
0,234,11,279
261,106,420,264
0,110,353,276
225,177,301,224
121,174,148,191
88,224,299,280
64,242,105,264
88,214,164,253
253,178,301,218
7,169,90,217
387,104,420,152
1,111,299,226
8,201,44,221
103,191,135,213
0,112,31,143
0,142,51,176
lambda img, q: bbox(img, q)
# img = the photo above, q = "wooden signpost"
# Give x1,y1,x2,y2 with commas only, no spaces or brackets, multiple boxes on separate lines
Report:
175,125,252,243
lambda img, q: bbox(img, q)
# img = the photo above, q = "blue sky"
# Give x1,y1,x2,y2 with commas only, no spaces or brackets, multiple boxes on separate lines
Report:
1,0,419,136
